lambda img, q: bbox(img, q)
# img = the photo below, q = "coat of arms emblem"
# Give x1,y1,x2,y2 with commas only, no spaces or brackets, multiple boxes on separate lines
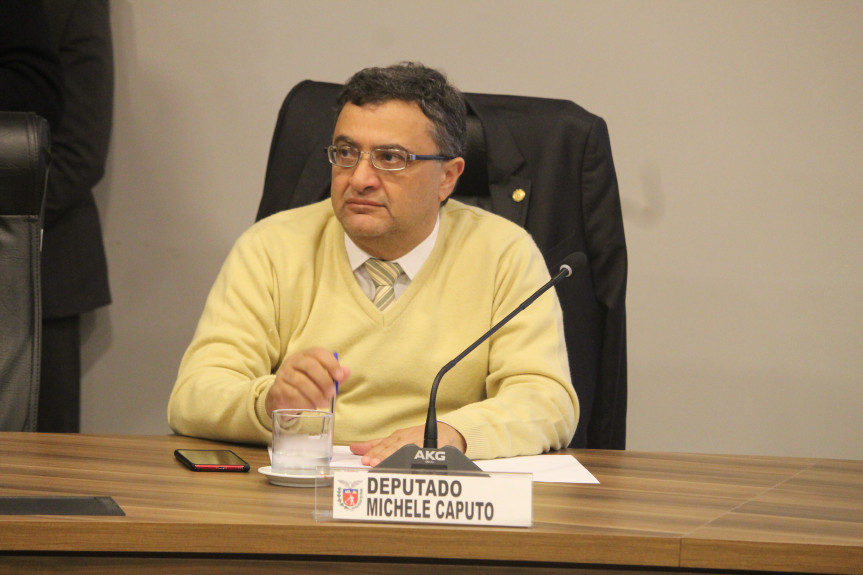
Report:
337,480,363,510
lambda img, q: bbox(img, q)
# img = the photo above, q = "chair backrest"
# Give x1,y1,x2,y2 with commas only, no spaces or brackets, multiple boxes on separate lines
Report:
257,81,628,449
0,112,50,431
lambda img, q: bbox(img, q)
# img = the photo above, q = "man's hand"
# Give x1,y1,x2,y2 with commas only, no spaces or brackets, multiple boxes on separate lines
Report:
265,348,349,416
349,422,467,467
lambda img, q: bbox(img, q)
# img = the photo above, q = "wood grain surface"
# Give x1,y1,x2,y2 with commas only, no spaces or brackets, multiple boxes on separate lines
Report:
0,434,860,574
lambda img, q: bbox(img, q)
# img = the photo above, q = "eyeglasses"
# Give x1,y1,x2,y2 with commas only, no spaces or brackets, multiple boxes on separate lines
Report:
326,144,452,172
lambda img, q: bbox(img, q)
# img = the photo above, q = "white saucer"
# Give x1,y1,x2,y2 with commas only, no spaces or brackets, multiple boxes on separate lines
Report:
257,466,332,488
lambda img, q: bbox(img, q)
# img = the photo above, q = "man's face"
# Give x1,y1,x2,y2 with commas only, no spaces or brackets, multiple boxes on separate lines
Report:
330,101,464,261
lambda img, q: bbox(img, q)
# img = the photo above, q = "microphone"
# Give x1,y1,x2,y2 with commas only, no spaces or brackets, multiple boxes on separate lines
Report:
376,252,587,473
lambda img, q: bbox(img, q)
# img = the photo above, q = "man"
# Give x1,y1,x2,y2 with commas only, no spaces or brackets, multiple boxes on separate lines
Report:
38,0,113,432
168,63,577,466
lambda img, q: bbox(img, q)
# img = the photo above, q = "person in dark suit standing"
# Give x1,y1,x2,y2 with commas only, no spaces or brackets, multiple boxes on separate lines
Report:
38,0,113,432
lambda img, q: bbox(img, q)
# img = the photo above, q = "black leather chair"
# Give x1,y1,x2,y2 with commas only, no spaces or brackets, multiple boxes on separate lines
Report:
0,112,50,431
256,81,628,449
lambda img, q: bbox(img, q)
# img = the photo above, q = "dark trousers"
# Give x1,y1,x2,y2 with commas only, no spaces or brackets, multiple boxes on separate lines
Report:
37,315,81,432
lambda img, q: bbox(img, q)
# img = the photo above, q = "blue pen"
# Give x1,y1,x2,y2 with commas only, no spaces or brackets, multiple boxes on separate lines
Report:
330,351,339,416
333,351,340,395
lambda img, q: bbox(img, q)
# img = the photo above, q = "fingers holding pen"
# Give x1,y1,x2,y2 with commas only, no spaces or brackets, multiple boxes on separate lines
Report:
266,347,349,414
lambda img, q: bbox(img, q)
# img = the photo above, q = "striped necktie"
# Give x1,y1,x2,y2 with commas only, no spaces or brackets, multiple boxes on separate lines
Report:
364,258,403,310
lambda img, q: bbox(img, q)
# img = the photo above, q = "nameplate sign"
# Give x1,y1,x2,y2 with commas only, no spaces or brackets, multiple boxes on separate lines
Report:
330,468,532,527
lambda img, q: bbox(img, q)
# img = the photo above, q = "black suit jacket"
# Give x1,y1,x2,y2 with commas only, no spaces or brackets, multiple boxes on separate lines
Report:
0,0,64,130
257,81,627,449
40,0,112,318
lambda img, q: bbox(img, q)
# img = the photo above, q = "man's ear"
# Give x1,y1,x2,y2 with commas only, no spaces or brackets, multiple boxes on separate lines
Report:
438,157,466,202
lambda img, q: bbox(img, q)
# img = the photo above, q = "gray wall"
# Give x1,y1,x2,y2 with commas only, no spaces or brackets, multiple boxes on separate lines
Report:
82,0,863,459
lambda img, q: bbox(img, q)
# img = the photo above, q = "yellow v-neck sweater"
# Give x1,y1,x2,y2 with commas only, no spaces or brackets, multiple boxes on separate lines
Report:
168,200,577,460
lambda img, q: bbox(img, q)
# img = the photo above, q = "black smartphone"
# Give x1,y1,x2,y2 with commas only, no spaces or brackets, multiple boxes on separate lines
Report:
174,449,250,472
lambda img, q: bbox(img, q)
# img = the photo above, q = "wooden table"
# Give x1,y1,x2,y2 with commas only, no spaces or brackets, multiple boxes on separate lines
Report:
0,433,861,574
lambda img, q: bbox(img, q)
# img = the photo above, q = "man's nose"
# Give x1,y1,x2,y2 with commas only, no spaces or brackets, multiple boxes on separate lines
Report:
348,152,381,190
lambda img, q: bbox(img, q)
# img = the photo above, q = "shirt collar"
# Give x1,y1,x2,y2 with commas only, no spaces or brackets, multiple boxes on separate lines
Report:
344,215,440,280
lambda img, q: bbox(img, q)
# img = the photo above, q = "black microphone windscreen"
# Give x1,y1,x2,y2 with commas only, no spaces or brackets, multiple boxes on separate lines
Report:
558,252,587,277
